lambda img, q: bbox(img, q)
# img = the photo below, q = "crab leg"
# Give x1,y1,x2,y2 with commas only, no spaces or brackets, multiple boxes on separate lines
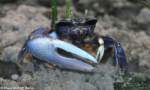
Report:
18,41,29,64
103,36,127,69
96,36,127,69
114,42,127,68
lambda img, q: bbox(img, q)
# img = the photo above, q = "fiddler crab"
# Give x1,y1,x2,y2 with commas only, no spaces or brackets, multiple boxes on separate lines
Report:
18,18,127,72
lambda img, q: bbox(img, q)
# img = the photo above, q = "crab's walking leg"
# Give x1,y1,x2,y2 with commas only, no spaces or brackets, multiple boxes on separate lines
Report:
17,43,29,64
98,36,127,69
114,42,127,69
17,44,29,70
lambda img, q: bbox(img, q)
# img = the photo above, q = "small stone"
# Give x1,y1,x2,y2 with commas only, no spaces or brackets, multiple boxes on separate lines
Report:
11,74,19,80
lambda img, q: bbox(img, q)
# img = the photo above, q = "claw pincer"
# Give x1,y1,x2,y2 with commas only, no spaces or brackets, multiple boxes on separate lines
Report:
18,29,96,72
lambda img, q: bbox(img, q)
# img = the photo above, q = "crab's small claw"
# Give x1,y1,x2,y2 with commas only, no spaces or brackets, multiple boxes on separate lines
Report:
25,37,96,72
96,38,105,63
100,36,127,69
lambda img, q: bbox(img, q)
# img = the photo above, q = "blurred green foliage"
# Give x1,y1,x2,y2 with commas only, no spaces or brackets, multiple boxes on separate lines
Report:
65,0,72,18
51,0,57,30
51,0,72,29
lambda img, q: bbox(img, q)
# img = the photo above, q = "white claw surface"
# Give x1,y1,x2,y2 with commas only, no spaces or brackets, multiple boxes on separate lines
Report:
26,37,95,72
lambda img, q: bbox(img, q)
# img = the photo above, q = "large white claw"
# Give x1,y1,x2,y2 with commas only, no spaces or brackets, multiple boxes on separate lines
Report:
96,38,105,63
26,37,96,72
53,39,97,63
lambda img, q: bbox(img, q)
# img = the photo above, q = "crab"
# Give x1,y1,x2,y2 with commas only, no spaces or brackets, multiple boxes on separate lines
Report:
18,18,127,72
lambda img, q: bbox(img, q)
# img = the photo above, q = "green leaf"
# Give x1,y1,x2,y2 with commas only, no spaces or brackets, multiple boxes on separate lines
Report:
51,0,57,30
65,0,73,18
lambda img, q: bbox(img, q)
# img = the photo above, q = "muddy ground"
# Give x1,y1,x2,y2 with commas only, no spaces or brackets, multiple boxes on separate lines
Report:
0,0,150,90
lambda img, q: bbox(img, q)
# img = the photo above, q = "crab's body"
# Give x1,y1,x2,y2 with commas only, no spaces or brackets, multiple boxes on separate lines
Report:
18,18,127,72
